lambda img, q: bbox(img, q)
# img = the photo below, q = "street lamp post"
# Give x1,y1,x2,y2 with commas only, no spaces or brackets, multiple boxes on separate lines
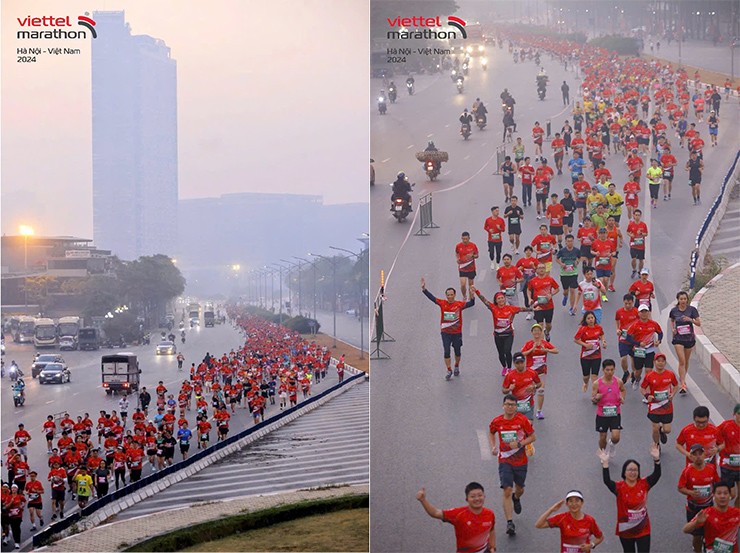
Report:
294,256,317,319
309,253,337,347
271,264,285,324
329,245,367,360
280,259,302,316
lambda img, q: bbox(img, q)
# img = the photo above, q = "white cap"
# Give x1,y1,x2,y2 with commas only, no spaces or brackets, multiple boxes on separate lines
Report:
638,304,651,311
565,490,584,501
640,268,650,275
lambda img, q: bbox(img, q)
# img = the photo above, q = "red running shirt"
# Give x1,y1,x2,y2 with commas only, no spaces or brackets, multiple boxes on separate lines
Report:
489,413,534,467
442,506,495,553
547,512,603,553
615,478,651,538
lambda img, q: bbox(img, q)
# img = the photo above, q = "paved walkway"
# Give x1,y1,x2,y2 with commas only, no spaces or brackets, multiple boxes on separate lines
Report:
709,184,740,264
38,484,369,552
643,38,737,76
696,264,740,371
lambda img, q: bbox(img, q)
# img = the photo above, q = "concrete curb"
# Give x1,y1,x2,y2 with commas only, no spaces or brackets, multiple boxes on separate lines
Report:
50,376,365,540
691,261,740,402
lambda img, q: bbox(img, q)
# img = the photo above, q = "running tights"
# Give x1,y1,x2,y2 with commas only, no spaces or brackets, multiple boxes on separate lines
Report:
9,519,21,544
494,334,514,369
114,468,126,489
619,535,651,553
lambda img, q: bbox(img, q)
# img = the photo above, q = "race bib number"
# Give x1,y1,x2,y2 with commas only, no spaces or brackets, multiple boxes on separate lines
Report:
537,295,548,305
505,287,516,296
602,405,618,417
491,233,501,241
577,192,587,199
632,237,644,246
542,242,551,251
694,485,711,498
565,264,574,272
627,193,636,199
443,312,456,321
563,545,582,553
633,347,646,359
676,324,692,336
711,538,734,553
654,390,670,402
598,256,611,266
727,454,740,467
516,397,532,413
550,218,561,225
500,430,518,443
584,291,596,301
509,217,520,225
532,355,546,369
639,299,651,307
590,202,600,210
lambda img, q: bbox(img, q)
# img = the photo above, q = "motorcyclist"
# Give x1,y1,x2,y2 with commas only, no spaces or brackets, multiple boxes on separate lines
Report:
405,75,415,87
503,109,516,140
424,141,442,171
459,108,473,127
391,172,413,210
8,360,20,380
13,378,25,401
475,101,488,125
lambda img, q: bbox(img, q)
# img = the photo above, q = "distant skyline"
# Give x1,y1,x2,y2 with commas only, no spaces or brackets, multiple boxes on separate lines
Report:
1,0,369,238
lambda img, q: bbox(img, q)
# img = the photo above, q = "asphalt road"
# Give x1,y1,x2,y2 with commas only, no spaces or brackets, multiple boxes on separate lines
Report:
369,43,739,553
0,320,340,550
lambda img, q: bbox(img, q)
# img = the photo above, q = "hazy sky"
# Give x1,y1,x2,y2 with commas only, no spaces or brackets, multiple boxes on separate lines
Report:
1,0,369,238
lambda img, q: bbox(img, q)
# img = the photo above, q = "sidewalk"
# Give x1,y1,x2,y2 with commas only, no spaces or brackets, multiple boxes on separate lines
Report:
37,484,369,552
692,262,740,401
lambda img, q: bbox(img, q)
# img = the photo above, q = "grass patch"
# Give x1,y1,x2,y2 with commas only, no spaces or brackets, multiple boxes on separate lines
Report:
124,494,368,552
690,253,729,298
179,508,369,552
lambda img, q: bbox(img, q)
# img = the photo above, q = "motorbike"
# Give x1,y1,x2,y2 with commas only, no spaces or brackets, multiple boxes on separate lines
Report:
390,182,414,222
8,364,19,382
537,75,548,100
406,81,415,95
460,123,471,140
513,52,519,63
538,86,547,100
388,86,397,103
425,160,440,181
13,388,25,407
378,96,387,115
142,334,151,346
462,63,469,76
456,79,464,94
481,58,488,71
181,336,186,344
534,54,541,65
476,116,487,130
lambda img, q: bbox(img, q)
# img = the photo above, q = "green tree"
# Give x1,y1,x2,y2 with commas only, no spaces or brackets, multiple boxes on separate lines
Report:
118,255,185,325
81,275,122,319
22,275,59,313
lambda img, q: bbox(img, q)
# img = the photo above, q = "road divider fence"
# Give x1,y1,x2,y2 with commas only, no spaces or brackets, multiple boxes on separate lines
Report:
689,150,740,290
371,278,393,360
493,146,506,174
414,193,439,237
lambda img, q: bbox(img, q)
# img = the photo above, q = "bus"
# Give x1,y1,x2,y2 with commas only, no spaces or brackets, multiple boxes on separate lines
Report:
15,316,36,343
34,318,57,348
57,316,81,340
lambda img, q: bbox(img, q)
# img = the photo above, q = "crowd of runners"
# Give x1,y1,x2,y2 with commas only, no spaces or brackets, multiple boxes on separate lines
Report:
0,312,343,548
418,29,739,553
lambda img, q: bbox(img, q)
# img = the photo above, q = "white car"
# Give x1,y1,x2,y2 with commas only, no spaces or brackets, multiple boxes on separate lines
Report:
156,341,177,355
59,336,77,351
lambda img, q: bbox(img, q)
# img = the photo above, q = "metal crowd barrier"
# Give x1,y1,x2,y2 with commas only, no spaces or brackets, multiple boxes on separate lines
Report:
493,146,506,174
414,193,439,236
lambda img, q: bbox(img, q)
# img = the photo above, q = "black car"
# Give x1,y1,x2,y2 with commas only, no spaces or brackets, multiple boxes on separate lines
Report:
31,354,66,378
38,363,71,384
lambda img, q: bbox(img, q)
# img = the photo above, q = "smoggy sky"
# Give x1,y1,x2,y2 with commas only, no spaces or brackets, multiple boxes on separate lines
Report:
1,0,369,238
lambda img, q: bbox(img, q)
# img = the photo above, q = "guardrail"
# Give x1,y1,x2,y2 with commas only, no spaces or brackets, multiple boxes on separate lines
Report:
689,150,740,290
414,193,439,236
493,146,506,174
33,372,365,548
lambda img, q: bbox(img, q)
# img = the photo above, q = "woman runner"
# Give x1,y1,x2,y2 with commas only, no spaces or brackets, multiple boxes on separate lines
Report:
575,311,607,392
669,291,701,394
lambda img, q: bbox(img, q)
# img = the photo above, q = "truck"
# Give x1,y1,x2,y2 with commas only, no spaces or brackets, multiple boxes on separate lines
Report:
57,316,81,349
33,318,57,348
101,353,141,395
78,327,100,351
188,302,200,327
204,308,215,327
15,316,35,343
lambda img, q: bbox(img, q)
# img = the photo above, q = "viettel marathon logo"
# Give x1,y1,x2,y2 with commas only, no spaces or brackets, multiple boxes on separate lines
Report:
17,12,97,39
387,15,466,40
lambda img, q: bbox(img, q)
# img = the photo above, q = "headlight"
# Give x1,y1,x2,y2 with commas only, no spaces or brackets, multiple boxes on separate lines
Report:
378,97,384,102
482,58,488,64
466,46,472,53
478,45,484,52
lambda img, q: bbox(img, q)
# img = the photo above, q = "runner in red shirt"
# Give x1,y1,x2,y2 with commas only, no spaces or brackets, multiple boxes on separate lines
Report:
573,174,592,224
531,225,557,273
684,481,740,553
455,232,479,298
717,406,740,508
47,462,67,520
626,210,648,277
484,206,506,270
495,255,523,305
520,323,559,419
502,355,542,421
545,194,566,248
599,443,661,553
628,269,655,312
551,133,566,175
615,294,639,385
679,444,721,553
474,289,532,375
43,416,56,454
677,405,721,467
416,483,495,553
660,147,677,201
591,227,615,290
571,131,585,158
639,353,678,446
526,263,560,341
25,471,44,530
516,247,539,311
534,160,555,217
532,122,545,155
574,313,606,392
489,391,537,536
536,491,604,551
519,158,535,208
422,277,475,380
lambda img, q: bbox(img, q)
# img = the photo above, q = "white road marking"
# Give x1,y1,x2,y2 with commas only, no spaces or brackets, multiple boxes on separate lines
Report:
481,142,488,147
407,145,414,149
464,155,471,160
381,158,391,163
443,171,451,176
45,400,54,404
445,124,450,128
477,429,493,460
469,320,478,337
427,133,434,138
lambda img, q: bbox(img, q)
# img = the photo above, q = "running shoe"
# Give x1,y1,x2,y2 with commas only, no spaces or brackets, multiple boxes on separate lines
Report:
601,294,609,303
453,367,460,376
15,544,20,550
536,410,544,420
631,270,637,279
491,260,497,270
659,426,668,444
562,296,568,307
515,250,520,255
622,371,629,383
568,308,575,316
608,285,616,292
30,525,36,531
512,494,522,514
544,331,551,342
39,519,43,526
445,371,453,381
632,380,639,390
526,313,533,320
679,384,687,394
501,367,508,376
3,537,8,546
663,195,668,201
51,514,57,521
506,521,516,536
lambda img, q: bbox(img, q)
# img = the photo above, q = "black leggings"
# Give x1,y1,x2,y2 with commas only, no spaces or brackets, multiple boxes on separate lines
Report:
494,334,514,369
619,534,650,553
9,518,21,544
115,468,126,489
522,184,533,206
488,241,502,263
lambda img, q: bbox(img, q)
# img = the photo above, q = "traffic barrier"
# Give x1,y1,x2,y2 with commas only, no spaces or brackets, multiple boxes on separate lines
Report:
414,193,439,236
32,372,365,548
493,146,506,174
370,280,393,360
689,150,740,290
545,119,552,140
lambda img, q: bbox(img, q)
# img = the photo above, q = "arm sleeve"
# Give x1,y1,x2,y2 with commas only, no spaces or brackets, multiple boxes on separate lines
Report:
422,289,437,303
646,461,662,489
602,467,618,495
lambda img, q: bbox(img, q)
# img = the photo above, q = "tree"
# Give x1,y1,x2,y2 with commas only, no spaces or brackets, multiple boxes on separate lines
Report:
118,255,185,324
22,276,59,313
81,275,122,319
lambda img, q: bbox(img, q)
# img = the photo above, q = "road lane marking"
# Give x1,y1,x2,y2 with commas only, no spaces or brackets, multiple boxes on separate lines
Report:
45,400,54,404
481,142,487,147
464,155,471,160
477,429,493,460
469,320,478,337
427,133,434,138
443,171,451,176
381,158,391,163
406,144,414,149
445,124,450,128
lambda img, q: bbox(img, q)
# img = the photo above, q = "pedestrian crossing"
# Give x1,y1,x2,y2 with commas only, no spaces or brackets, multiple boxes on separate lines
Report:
116,382,369,519
708,187,740,263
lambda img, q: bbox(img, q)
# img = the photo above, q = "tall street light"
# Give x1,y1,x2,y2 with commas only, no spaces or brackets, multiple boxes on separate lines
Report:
280,259,302,316
330,245,368,360
309,253,336,347
19,225,34,271
294,256,316,319
271,263,286,324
